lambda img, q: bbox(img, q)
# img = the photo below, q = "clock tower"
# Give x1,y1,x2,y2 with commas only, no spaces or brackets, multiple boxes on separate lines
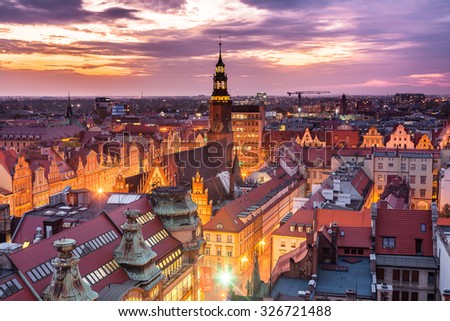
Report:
208,41,233,145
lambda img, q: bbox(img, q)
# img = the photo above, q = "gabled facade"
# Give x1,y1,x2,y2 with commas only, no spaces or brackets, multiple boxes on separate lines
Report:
360,126,384,148
385,124,414,149
415,133,434,150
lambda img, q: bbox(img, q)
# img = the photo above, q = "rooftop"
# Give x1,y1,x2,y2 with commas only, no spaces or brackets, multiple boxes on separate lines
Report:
270,277,309,298
316,256,373,299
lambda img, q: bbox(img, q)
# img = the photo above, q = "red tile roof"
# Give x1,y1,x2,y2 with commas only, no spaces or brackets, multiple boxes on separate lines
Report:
438,217,450,226
351,168,371,196
6,197,183,300
317,209,372,228
273,208,371,238
8,213,125,297
0,149,18,175
11,215,48,244
272,209,314,237
332,130,360,147
204,175,303,232
375,209,433,256
337,227,372,248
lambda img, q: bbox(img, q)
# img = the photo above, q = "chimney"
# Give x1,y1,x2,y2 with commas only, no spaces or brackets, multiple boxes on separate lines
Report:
114,209,164,283
33,227,43,244
346,289,357,301
42,239,98,301
0,204,11,243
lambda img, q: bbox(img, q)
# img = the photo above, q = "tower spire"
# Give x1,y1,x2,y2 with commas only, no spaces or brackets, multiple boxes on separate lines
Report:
65,90,74,119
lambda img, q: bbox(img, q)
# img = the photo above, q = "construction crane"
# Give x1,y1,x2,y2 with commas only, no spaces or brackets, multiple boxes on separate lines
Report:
287,90,330,114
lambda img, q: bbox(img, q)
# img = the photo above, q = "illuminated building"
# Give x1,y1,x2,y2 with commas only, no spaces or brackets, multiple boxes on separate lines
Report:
231,104,265,176
190,171,213,225
360,126,385,148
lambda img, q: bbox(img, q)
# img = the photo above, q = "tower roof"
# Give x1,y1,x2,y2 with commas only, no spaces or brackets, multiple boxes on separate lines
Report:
216,41,224,67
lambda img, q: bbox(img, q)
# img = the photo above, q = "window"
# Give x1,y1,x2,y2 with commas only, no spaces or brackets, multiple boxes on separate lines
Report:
401,292,409,301
377,174,384,181
421,164,427,171
401,163,406,171
205,247,210,255
280,240,285,247
378,185,383,191
411,189,415,197
393,269,400,281
289,225,295,232
420,176,427,184
411,292,419,301
402,270,410,282
226,249,232,257
428,272,436,285
378,163,383,170
291,240,296,248
376,268,385,281
420,224,426,232
410,176,415,184
388,163,394,168
411,164,416,171
216,234,221,242
420,189,426,197
227,235,232,243
382,237,396,248
427,293,435,301
205,233,210,242
412,271,419,283
393,291,400,301
216,247,222,256
415,239,423,255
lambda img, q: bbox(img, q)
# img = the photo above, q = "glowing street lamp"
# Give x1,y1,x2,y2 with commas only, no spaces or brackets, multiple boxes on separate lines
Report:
219,271,233,286
97,188,103,194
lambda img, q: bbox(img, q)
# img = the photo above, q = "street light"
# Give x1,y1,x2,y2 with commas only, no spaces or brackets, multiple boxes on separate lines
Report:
220,271,233,286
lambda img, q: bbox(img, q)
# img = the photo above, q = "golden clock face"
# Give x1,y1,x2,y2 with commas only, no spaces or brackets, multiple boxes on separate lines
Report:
212,121,223,133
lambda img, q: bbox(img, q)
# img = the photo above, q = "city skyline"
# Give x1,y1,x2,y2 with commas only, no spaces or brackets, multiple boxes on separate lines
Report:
1,0,450,96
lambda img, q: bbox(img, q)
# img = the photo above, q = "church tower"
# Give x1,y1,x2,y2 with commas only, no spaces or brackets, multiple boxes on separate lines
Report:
208,41,233,146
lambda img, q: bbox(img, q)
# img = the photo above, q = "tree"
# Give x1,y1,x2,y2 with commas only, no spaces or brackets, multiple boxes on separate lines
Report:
441,204,450,218
440,102,450,119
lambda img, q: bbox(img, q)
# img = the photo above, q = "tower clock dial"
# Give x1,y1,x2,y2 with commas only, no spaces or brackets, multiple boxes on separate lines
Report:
212,121,223,133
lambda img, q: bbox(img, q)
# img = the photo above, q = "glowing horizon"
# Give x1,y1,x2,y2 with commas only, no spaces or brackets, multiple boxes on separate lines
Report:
0,0,449,96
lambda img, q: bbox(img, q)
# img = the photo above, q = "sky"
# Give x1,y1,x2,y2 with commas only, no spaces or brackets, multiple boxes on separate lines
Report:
0,0,450,97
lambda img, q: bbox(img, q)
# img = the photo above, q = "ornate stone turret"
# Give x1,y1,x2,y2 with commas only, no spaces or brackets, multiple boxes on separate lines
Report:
191,171,213,225
42,239,98,301
114,209,163,283
152,187,204,263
